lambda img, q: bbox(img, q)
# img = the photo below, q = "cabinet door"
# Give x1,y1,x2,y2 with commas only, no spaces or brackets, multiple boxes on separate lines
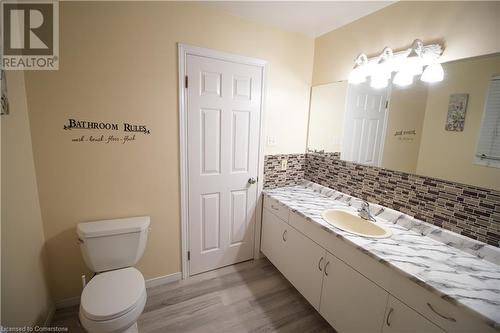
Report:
383,296,444,333
261,208,289,273
285,226,326,310
320,252,388,333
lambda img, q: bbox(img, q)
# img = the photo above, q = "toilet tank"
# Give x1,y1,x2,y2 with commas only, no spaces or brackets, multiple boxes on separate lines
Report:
77,216,150,273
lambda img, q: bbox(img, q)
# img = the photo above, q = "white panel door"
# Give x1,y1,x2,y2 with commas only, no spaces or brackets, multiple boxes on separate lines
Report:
187,54,263,275
342,82,389,167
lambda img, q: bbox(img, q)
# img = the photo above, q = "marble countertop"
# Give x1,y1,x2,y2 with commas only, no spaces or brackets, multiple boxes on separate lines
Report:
263,182,500,329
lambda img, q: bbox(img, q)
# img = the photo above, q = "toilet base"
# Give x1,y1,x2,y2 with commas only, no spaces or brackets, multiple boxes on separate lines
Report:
123,323,138,333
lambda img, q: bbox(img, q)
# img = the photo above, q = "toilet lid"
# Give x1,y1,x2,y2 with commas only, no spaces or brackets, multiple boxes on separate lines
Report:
81,267,146,321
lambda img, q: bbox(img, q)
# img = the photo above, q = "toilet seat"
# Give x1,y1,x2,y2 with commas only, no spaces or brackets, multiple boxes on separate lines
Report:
81,267,146,321
79,294,146,333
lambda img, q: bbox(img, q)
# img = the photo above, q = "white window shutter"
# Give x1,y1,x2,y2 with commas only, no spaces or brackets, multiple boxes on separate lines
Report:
475,76,500,168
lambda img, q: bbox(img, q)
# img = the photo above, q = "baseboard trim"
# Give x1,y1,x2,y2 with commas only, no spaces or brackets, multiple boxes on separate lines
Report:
43,304,56,326
145,272,182,289
53,272,182,309
55,296,80,309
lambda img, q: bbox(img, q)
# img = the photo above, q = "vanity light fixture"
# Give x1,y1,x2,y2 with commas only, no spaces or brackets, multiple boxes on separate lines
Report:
404,39,425,76
420,44,445,83
393,40,425,87
348,39,444,88
348,54,369,84
370,47,393,89
393,70,414,87
421,62,445,83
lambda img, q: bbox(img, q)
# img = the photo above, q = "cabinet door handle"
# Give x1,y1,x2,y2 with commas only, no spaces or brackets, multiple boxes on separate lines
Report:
282,230,287,242
324,261,330,276
426,303,456,322
386,307,394,327
318,257,324,271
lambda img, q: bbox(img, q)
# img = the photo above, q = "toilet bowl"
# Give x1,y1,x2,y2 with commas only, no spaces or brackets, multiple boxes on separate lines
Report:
77,216,150,333
79,268,147,333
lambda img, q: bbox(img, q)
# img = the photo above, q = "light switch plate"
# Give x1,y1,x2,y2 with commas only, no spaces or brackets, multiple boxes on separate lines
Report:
281,159,288,170
267,136,277,146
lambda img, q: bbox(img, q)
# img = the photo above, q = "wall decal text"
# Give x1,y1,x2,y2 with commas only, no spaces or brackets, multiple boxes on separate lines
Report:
63,119,151,134
71,134,137,144
394,129,416,142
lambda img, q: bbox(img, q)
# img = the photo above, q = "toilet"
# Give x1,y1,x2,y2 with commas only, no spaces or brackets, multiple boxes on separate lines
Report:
77,216,150,333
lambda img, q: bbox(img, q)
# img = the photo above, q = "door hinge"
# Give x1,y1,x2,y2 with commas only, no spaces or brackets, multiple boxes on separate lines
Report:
187,251,191,260
185,75,188,89
385,100,389,109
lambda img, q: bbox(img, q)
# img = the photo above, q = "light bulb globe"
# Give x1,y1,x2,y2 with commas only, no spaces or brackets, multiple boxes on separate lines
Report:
421,63,444,83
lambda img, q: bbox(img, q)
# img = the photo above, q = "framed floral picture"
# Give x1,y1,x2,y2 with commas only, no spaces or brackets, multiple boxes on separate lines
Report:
445,93,469,131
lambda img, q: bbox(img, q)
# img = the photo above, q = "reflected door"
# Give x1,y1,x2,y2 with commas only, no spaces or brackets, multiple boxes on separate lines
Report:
187,54,263,275
342,82,389,166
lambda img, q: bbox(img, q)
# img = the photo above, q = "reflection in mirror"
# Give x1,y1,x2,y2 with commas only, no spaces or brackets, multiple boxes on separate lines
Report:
307,53,500,190
308,81,347,154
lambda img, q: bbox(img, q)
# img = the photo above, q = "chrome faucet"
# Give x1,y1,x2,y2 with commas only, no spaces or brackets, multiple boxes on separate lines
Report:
358,200,376,222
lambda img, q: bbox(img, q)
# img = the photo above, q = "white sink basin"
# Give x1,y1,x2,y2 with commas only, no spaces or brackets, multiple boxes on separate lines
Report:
321,208,392,239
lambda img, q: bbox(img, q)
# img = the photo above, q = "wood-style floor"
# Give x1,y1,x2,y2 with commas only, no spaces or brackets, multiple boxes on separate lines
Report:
51,258,335,333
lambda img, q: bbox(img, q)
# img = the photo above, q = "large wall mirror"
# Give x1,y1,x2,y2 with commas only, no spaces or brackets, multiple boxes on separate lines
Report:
307,53,500,191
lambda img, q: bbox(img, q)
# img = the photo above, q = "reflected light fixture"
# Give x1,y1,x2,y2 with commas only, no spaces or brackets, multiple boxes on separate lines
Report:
421,62,444,83
348,54,368,84
404,39,424,76
393,71,414,87
370,47,393,89
393,39,424,87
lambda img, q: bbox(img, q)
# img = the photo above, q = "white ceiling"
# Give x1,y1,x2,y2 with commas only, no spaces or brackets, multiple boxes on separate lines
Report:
202,1,394,38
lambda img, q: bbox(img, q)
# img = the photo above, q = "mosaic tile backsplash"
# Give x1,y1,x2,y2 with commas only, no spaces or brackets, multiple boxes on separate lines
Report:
263,153,500,247
263,154,305,189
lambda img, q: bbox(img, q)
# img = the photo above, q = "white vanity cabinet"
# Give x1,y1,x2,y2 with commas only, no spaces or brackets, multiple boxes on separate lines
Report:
284,222,325,309
261,208,289,274
263,196,289,221
261,196,497,333
261,207,325,309
320,252,388,332
382,295,445,333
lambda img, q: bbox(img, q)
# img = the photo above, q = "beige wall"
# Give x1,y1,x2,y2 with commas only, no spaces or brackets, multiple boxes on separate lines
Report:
307,81,347,153
417,55,500,190
1,72,52,326
383,82,428,173
313,1,500,85
24,2,314,302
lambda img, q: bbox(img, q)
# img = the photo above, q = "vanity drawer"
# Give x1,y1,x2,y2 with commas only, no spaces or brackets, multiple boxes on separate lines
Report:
263,196,289,222
389,272,497,333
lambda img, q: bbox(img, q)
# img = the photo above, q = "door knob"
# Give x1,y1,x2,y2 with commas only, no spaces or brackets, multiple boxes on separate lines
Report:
248,177,257,184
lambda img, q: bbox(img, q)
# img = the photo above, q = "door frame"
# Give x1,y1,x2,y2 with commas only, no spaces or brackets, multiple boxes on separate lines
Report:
178,43,268,278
